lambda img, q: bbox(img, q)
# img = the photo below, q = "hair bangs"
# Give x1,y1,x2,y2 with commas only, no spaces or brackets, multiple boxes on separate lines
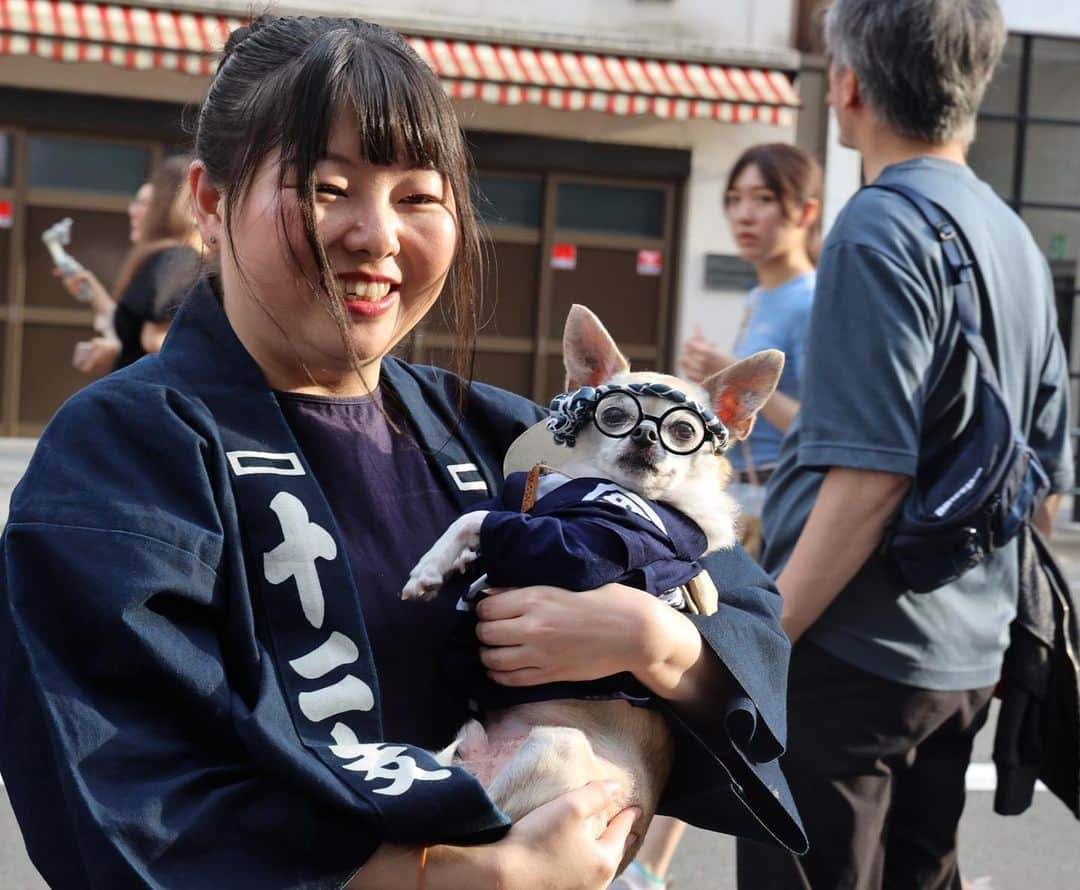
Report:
341,38,456,172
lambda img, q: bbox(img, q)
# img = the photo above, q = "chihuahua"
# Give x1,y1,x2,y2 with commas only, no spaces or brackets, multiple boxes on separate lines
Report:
402,304,783,863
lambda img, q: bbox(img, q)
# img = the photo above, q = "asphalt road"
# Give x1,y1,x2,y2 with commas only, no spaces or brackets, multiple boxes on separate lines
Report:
0,438,1077,888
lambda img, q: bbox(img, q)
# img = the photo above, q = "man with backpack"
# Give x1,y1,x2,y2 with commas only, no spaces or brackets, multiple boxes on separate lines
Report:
739,1,1074,887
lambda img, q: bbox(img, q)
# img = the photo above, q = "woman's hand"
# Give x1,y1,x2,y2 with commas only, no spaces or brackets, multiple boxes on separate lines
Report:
350,781,638,890
53,268,114,315
475,584,662,686
72,337,120,376
477,583,725,713
496,780,640,889
678,325,733,383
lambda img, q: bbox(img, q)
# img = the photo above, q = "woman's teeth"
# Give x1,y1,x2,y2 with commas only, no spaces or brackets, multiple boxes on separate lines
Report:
346,280,393,301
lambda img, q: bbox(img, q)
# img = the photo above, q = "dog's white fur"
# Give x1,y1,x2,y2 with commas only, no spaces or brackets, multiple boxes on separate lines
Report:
402,305,783,868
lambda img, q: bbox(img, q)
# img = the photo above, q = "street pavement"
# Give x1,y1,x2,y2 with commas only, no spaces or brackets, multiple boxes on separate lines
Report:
0,437,1077,888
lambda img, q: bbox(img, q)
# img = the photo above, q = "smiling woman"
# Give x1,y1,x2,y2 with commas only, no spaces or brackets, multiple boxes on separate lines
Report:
0,15,799,890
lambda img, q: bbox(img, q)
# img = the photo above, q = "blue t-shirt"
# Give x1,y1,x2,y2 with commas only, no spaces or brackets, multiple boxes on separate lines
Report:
726,273,815,472
277,389,470,748
762,158,1073,691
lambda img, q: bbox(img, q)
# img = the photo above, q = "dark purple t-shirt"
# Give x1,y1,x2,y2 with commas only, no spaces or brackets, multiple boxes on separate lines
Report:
277,389,470,749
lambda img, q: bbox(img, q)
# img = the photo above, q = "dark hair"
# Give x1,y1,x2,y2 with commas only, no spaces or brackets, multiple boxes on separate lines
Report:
113,154,196,296
725,143,824,262
824,0,1006,144
194,16,480,384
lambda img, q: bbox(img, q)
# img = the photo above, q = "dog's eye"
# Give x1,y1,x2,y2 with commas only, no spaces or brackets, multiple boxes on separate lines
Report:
669,421,696,441
600,406,629,426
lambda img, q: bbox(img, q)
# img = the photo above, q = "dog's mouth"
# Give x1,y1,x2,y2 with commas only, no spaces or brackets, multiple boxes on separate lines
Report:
616,451,662,474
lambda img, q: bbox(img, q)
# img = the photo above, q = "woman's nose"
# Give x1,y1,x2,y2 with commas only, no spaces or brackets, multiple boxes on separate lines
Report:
342,203,400,258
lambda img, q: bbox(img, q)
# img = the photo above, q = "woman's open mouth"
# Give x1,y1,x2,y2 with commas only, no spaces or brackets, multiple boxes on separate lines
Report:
342,279,399,318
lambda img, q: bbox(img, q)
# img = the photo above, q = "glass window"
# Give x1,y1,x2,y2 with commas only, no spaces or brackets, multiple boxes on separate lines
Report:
968,119,1016,200
0,132,11,187
473,175,543,227
1021,207,1080,263
980,34,1023,115
1029,38,1080,122
556,183,665,237
1021,124,1080,205
27,136,150,195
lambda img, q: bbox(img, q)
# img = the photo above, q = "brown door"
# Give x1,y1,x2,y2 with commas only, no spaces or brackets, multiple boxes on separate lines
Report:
412,170,679,404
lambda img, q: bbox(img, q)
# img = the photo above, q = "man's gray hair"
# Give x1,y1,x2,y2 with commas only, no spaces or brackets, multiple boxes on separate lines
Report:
824,0,1006,144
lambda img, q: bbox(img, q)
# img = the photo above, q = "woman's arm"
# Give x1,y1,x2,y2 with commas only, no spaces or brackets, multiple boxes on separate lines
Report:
476,584,727,719
54,267,115,316
140,318,171,354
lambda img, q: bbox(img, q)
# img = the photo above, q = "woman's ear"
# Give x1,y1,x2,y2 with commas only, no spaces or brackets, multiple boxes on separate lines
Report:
189,160,223,249
800,197,822,229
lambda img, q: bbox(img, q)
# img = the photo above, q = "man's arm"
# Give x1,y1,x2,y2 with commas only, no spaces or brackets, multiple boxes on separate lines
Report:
777,467,910,642
1033,492,1062,538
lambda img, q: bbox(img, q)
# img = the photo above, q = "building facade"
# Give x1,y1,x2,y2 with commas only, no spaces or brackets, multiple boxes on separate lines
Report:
0,0,804,434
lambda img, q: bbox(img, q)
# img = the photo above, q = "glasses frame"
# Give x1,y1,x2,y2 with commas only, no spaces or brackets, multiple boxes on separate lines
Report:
591,390,713,455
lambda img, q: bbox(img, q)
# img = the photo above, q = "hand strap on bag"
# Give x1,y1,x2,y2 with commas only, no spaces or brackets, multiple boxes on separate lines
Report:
867,182,1018,432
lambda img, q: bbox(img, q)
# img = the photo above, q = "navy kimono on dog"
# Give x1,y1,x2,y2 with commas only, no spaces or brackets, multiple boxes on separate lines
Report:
478,471,708,597
451,470,713,712
0,281,805,889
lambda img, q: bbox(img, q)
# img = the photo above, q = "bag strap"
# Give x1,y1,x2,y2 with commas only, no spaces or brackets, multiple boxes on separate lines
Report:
867,182,1006,395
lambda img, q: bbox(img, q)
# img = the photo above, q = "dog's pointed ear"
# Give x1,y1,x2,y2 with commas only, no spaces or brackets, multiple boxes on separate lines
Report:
563,304,630,391
703,349,785,442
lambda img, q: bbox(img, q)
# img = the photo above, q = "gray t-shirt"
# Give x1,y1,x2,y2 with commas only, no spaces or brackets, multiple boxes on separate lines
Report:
762,157,1073,691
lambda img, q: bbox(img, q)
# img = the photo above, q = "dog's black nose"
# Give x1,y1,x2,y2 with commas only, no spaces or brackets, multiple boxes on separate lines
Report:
631,425,659,446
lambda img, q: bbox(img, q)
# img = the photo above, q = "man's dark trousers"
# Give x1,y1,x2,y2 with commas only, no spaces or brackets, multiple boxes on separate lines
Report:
737,641,994,890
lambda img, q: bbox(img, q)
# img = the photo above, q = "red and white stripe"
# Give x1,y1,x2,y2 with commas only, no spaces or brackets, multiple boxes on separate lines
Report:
0,1,799,125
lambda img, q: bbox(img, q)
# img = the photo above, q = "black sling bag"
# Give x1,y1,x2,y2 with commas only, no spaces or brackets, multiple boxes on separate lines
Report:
870,183,1050,593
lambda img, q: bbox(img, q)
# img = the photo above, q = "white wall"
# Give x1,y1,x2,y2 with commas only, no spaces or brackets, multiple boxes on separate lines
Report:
1000,0,1080,39
456,97,790,360
183,0,798,62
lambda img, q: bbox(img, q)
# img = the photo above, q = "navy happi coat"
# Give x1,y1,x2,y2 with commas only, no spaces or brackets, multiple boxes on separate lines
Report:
0,281,805,889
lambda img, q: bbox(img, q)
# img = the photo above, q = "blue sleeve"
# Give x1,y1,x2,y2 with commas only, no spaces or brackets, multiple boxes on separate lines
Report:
0,387,372,889
798,241,938,475
1028,278,1074,493
657,545,806,852
787,297,815,394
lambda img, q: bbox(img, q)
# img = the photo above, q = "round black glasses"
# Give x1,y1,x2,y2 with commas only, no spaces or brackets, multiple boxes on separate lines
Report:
592,390,711,455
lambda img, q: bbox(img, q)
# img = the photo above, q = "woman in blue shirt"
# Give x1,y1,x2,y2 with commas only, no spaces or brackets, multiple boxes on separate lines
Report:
681,144,822,481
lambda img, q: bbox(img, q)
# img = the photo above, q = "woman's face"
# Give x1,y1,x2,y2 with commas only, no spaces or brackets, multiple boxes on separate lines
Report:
724,163,805,267
128,183,154,244
218,108,458,393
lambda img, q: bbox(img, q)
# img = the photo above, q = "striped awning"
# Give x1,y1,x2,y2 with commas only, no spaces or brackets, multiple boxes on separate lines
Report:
0,1,800,124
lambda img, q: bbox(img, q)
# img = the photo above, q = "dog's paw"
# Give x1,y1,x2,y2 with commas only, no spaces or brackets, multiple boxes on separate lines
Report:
453,547,479,574
401,564,445,601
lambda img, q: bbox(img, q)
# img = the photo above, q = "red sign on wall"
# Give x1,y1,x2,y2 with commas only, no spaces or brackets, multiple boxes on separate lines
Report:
550,243,577,270
636,249,662,276
0,200,12,229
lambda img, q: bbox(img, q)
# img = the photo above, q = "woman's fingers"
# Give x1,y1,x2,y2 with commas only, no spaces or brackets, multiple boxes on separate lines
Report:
474,616,522,646
478,642,532,672
474,588,532,621
597,805,641,860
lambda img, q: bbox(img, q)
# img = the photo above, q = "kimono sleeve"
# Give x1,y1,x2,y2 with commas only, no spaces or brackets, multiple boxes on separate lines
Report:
656,545,807,853
0,388,372,889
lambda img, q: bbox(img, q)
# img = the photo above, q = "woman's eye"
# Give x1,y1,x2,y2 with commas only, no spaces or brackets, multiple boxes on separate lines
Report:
315,183,348,199
400,193,442,205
